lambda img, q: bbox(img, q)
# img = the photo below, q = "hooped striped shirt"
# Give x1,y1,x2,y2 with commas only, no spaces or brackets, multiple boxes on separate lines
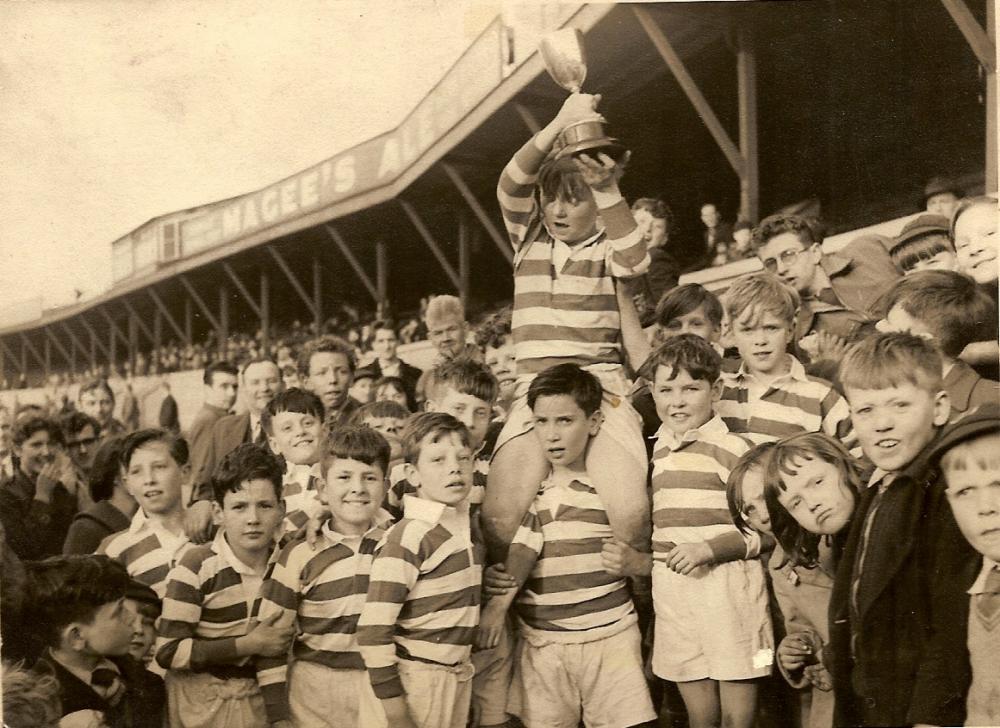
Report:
255,522,385,723
97,510,191,599
154,529,279,674
383,447,489,523
511,472,636,642
716,356,858,453
280,462,325,537
356,495,482,700
651,417,756,561
498,135,649,378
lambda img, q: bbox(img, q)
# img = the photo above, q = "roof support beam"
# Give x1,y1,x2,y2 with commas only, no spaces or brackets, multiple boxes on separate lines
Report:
147,289,189,346
376,240,389,318
324,224,379,303
0,338,23,377
221,263,262,318
312,257,323,333
266,246,318,318
121,299,154,344
940,0,996,71
736,27,759,223
20,332,45,370
44,326,72,366
179,275,221,332
218,285,229,358
458,214,471,310
260,271,270,356
77,317,111,361
513,102,541,134
60,323,93,369
633,5,743,175
398,200,462,291
98,308,129,347
441,163,513,265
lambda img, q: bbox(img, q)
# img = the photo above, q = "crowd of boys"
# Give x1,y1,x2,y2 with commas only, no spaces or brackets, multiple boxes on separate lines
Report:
1,91,998,728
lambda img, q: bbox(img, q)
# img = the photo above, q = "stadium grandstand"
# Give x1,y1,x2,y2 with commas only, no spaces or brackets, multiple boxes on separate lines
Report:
1,0,993,427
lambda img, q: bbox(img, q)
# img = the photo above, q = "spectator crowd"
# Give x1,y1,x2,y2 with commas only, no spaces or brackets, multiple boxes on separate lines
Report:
0,92,998,728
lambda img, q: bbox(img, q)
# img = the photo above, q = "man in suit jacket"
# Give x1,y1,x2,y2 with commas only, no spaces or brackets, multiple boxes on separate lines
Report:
183,358,282,542
360,319,422,410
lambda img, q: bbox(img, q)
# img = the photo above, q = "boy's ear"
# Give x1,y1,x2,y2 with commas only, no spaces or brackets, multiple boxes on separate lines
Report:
404,462,420,488
211,501,224,527
62,623,85,652
932,390,952,427
587,409,604,436
267,435,280,454
711,378,724,402
179,462,192,482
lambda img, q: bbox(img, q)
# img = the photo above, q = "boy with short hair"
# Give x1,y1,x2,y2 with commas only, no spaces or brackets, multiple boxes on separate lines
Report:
98,429,192,598
474,306,516,419
297,335,358,429
155,443,292,728
876,269,999,417
644,338,769,728
829,332,979,726
716,273,856,451
357,412,482,728
350,399,409,471
31,554,165,727
889,214,958,275
261,388,327,538
478,363,656,728
256,425,392,727
653,283,724,345
78,378,126,440
937,406,1000,727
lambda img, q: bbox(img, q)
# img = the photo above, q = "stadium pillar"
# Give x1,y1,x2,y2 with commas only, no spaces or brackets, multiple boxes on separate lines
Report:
940,0,996,192
153,309,162,364
513,103,541,134
20,333,45,378
218,285,229,360
78,317,110,370
99,308,129,374
128,314,137,377
267,247,318,321
44,336,51,380
122,300,154,348
184,299,192,349
0,339,6,388
0,338,23,386
737,27,759,224
313,256,323,334
221,263,262,320
398,200,462,293
21,341,27,384
260,270,270,356
148,289,189,347
44,328,72,375
376,240,388,318
60,323,92,372
441,163,513,266
458,213,470,310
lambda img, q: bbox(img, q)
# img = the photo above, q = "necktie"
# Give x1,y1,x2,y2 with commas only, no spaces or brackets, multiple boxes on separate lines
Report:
90,666,125,706
975,566,1000,631
252,420,266,446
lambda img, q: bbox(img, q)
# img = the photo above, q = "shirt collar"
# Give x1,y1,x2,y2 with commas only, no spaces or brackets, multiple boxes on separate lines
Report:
212,528,280,575
866,467,897,491
820,251,852,278
551,227,605,252
285,461,321,482
320,518,385,546
47,649,119,689
735,354,808,386
655,415,729,450
968,557,1000,595
401,493,468,525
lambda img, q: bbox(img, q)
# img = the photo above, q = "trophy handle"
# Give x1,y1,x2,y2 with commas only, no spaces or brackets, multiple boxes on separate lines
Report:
539,28,587,93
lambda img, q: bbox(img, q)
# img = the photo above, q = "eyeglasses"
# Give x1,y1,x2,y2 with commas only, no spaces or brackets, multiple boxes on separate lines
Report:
760,248,802,273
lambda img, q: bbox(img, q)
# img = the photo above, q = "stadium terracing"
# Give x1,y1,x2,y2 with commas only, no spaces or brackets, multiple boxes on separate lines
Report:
1,0,993,387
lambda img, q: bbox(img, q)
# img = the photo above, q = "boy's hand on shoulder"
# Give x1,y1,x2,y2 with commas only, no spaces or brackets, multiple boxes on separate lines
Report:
241,611,294,658
184,500,215,544
302,507,332,550
601,539,652,577
482,562,517,598
812,331,848,363
664,542,713,575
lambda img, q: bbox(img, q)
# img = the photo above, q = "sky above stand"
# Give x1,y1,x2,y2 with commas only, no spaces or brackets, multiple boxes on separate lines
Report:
0,0,506,312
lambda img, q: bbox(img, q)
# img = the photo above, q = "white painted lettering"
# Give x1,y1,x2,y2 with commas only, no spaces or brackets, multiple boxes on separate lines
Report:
279,181,299,217
300,170,320,208
242,198,260,230
222,204,242,238
377,139,401,179
334,156,356,193
261,188,279,223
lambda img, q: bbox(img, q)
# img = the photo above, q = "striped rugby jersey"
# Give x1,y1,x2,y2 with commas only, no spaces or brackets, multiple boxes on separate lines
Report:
154,529,279,673
281,461,324,537
651,417,755,561
357,495,482,700
497,136,649,379
716,356,858,453
255,522,385,723
510,472,636,642
97,510,191,599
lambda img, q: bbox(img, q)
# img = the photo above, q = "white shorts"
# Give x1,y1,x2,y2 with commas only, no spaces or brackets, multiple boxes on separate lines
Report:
398,658,474,728
652,560,774,682
471,617,515,726
509,624,656,728
288,662,386,728
494,367,646,469
165,671,266,728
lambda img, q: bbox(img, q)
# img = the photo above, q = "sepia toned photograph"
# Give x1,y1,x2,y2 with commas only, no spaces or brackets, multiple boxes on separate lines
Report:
0,1,997,726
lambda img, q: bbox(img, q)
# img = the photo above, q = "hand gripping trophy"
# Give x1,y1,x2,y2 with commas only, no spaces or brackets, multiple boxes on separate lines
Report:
538,28,627,163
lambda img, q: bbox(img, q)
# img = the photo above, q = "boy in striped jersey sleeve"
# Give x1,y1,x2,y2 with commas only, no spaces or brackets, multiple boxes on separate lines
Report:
155,443,293,728
357,412,483,728
715,273,857,453
486,91,652,571
261,388,327,541
644,336,772,728
255,426,391,727
98,429,193,599
478,364,657,728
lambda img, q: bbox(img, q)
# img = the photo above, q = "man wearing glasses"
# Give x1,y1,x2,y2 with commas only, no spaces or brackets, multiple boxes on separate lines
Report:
751,213,899,378
60,411,102,497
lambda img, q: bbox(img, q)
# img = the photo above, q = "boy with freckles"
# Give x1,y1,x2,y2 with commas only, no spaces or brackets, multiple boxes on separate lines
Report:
829,332,981,727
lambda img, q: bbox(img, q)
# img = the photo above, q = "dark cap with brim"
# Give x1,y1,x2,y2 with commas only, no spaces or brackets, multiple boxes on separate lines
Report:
922,176,964,205
891,213,951,254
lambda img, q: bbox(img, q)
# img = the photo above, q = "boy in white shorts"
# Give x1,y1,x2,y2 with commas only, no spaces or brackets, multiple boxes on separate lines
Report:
478,364,656,728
